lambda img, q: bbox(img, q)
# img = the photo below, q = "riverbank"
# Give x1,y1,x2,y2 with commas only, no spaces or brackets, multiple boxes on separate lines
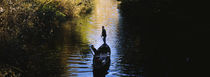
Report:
0,0,93,42
0,0,94,76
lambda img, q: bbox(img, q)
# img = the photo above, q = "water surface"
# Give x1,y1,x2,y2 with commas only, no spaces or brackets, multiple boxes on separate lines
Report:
62,0,143,77
0,0,144,77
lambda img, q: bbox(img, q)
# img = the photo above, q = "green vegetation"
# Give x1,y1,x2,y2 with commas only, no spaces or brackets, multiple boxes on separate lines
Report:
0,0,94,76
0,0,93,42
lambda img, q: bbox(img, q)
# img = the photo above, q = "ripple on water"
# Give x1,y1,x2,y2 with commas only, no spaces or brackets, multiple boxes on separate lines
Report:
64,0,144,76
67,49,93,76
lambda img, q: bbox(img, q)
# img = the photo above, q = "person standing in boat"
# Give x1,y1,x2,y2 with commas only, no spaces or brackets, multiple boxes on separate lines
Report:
101,26,107,43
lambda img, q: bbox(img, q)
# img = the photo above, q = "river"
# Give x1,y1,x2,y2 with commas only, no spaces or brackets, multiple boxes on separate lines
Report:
0,0,143,77
61,0,143,77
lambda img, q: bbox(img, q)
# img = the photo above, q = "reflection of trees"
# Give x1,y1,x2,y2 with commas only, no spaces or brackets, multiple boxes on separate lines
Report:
0,31,68,77
116,23,144,76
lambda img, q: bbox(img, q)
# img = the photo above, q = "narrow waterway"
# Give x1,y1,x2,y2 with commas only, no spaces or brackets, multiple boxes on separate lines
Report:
61,0,143,77
0,0,143,77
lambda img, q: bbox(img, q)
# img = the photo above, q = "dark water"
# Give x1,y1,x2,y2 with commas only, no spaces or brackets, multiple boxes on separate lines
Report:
61,0,143,77
0,0,143,77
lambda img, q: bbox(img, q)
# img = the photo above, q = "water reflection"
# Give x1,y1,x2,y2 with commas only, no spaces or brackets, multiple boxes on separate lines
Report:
62,0,143,77
1,0,143,77
0,29,67,77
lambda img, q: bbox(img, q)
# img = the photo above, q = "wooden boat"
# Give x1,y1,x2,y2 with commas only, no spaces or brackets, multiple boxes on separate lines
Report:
90,43,111,76
90,43,111,70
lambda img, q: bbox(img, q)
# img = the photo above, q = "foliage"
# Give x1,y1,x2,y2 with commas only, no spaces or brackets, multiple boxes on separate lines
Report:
37,1,66,25
0,0,94,76
0,0,93,42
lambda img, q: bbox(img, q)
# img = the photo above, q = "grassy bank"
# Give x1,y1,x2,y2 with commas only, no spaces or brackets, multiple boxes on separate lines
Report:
0,0,93,42
0,0,94,76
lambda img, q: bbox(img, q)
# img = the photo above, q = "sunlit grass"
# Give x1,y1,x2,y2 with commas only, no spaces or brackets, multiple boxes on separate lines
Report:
0,0,94,42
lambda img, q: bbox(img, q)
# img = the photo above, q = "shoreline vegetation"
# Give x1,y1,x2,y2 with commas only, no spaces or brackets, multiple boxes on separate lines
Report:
0,0,94,76
0,0,93,42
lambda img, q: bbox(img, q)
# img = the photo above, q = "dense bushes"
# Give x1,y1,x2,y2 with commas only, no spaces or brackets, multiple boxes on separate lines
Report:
0,0,94,57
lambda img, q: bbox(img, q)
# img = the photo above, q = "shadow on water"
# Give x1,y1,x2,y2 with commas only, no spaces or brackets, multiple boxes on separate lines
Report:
0,28,68,77
120,0,198,77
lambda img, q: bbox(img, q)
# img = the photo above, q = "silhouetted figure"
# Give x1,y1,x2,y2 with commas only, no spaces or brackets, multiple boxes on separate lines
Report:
101,26,107,43
91,45,97,55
